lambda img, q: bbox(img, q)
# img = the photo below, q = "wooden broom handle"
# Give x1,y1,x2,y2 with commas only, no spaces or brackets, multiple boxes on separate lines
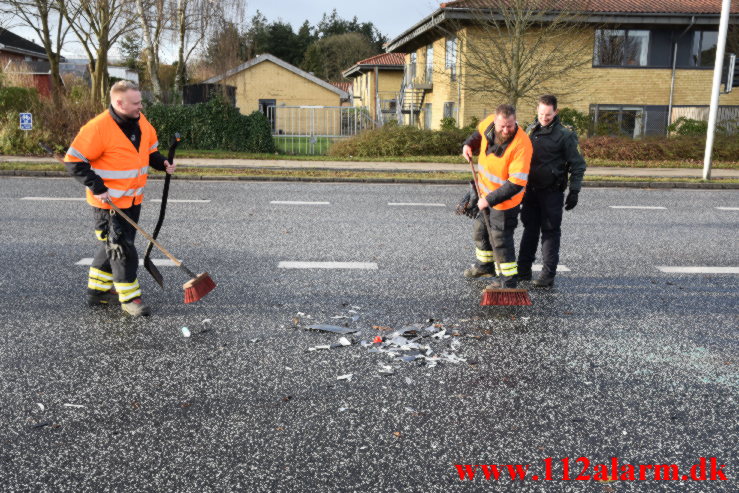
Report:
46,149,184,268
105,199,182,267
466,157,505,275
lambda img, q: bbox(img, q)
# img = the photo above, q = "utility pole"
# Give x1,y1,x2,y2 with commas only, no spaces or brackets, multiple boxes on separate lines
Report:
703,0,732,180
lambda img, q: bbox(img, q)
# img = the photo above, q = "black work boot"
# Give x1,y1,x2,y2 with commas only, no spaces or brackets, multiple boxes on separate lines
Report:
121,298,151,317
87,290,120,306
516,266,533,281
485,276,518,289
533,272,555,288
464,263,495,278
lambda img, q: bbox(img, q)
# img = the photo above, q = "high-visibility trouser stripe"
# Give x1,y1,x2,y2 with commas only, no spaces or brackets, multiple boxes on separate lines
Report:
114,279,141,302
90,167,148,180
498,262,518,277
88,267,114,291
95,229,107,241
475,248,495,263
107,187,144,199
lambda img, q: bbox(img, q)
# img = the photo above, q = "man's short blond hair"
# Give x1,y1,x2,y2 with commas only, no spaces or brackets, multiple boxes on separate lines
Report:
110,80,139,99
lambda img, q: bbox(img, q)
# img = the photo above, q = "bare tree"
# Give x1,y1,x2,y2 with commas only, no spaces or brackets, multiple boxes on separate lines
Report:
133,0,167,101
445,0,595,108
172,0,245,102
0,0,73,104
57,0,135,107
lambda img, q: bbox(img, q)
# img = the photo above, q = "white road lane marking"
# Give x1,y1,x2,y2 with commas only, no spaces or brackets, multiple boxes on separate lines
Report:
21,197,85,201
533,264,571,272
270,201,330,205
150,199,210,203
609,206,667,210
388,202,446,207
278,261,378,270
656,266,739,274
76,258,178,266
715,207,739,211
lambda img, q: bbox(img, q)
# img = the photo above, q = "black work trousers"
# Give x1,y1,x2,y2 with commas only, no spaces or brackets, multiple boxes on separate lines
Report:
518,188,564,277
88,204,142,301
473,206,520,276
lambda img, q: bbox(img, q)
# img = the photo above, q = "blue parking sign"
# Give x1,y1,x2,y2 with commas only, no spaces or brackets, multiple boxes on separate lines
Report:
20,113,32,130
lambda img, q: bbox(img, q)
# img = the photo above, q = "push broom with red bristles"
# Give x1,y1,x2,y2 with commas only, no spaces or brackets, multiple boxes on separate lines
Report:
467,158,531,307
44,144,215,303
106,200,216,304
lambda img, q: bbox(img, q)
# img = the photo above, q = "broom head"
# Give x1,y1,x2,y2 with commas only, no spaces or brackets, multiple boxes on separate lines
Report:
183,272,216,304
480,287,532,306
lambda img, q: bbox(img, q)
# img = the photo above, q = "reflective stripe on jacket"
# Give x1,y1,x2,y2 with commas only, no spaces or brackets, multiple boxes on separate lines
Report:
64,111,158,209
477,115,533,210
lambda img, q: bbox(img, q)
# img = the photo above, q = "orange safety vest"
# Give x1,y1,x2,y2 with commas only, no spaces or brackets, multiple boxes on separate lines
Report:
65,110,159,209
476,115,533,210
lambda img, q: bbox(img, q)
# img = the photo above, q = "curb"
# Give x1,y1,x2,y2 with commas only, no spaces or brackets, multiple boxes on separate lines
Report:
1,169,738,189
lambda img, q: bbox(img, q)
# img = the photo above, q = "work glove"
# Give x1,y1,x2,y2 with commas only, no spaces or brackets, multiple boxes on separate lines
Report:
455,181,479,218
564,190,579,211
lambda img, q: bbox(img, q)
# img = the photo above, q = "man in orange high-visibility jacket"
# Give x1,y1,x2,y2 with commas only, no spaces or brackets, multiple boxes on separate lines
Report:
462,104,533,289
65,80,176,316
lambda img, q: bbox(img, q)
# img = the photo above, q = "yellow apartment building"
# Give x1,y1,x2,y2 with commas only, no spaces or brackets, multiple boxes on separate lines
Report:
342,53,406,123
204,54,350,135
386,0,739,135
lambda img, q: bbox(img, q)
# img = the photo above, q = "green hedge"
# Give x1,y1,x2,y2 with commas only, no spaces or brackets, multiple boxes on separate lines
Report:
328,121,470,157
145,98,275,153
0,87,40,114
580,135,739,162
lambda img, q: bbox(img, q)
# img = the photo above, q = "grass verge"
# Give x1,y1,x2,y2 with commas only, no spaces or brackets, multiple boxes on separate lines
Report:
173,149,739,169
2,162,738,185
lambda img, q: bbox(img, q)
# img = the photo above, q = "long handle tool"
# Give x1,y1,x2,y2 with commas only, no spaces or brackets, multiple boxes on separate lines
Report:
43,143,215,304
143,133,181,288
467,158,531,306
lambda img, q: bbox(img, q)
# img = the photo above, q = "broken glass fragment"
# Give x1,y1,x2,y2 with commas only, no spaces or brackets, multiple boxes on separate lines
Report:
307,324,358,334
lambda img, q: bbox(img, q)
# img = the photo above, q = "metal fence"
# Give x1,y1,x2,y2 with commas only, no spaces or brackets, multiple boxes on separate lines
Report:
590,104,739,137
265,106,374,155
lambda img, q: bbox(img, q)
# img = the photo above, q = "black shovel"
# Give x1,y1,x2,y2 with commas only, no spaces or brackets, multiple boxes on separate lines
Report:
144,133,181,287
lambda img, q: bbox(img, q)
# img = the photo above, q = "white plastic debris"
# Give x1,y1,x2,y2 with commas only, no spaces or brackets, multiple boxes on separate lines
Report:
339,407,348,412
63,403,85,409
308,345,331,352
338,337,352,347
181,327,191,338
201,318,212,325
337,373,353,381
37,403,44,412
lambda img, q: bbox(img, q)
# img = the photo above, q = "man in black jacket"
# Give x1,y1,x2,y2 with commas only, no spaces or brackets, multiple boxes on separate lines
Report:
518,95,586,287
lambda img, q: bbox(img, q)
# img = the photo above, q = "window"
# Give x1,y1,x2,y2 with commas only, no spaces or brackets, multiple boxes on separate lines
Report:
443,102,456,120
425,44,433,83
692,30,718,67
424,103,432,129
590,105,669,137
594,29,649,66
409,52,417,81
445,36,457,79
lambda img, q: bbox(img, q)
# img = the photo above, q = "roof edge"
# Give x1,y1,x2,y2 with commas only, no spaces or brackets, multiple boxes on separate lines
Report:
204,53,348,98
386,7,731,52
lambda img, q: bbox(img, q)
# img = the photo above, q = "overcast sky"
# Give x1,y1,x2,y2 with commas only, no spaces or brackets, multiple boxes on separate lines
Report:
7,1,442,60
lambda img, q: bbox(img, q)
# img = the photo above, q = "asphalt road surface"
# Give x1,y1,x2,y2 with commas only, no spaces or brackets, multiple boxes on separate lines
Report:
1,177,737,492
